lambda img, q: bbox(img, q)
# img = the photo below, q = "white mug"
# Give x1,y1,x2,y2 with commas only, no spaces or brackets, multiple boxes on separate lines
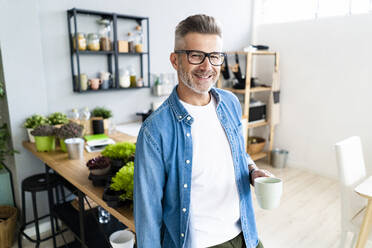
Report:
109,230,135,248
254,177,283,210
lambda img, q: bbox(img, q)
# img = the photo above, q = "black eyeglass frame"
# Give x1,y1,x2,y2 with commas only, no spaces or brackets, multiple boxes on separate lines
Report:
174,50,226,66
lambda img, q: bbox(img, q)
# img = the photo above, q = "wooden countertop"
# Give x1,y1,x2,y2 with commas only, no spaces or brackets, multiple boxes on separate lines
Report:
22,131,137,231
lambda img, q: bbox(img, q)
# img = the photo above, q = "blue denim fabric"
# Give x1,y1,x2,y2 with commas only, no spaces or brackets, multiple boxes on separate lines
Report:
134,86,259,248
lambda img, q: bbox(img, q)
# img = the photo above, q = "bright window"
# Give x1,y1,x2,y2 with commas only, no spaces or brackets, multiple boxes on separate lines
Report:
259,0,372,24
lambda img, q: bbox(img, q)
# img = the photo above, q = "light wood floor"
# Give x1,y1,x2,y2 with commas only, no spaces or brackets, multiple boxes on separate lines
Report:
253,161,370,248
15,162,371,248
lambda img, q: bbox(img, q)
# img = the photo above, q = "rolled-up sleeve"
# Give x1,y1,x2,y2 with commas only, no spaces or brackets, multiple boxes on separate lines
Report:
134,127,165,247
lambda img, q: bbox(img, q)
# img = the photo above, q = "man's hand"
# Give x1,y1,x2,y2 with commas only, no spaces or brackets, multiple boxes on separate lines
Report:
250,168,274,186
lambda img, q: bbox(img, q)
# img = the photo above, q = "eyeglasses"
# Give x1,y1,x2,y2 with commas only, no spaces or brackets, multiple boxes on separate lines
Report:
174,50,226,66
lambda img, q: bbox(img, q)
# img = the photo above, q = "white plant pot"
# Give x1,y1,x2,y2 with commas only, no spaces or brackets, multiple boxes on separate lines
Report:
27,128,35,143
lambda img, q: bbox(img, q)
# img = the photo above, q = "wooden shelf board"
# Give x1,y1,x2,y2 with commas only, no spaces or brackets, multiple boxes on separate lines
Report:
225,51,277,56
223,87,245,94
251,86,272,92
250,152,268,161
223,86,272,94
248,121,269,128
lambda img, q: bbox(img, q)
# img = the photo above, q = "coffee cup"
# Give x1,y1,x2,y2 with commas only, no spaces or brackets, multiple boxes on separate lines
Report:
89,78,102,90
101,79,110,90
254,177,282,210
109,230,134,248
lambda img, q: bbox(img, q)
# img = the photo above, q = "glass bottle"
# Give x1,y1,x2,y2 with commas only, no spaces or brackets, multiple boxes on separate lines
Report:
127,32,135,53
119,67,130,88
69,108,80,121
87,33,100,51
80,107,91,121
129,66,136,87
134,25,143,53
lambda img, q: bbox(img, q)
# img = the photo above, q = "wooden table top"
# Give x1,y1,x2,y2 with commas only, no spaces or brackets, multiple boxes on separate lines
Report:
355,176,372,199
22,131,137,231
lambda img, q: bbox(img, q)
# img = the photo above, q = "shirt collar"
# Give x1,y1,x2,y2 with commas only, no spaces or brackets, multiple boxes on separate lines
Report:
168,85,222,123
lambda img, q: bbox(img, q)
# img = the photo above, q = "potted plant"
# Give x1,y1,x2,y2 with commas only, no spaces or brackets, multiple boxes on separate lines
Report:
86,156,111,176
55,122,84,152
101,142,135,173
31,125,56,152
91,107,113,134
23,114,50,143
103,161,134,207
47,112,69,127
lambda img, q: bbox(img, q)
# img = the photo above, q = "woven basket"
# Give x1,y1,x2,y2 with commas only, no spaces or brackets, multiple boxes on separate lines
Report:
0,205,18,248
247,136,266,155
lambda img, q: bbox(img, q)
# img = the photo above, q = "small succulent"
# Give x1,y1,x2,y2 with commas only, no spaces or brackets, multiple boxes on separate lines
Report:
101,142,135,162
86,156,111,170
92,107,112,119
56,122,84,139
23,114,50,129
48,112,69,125
30,125,56,136
110,161,134,201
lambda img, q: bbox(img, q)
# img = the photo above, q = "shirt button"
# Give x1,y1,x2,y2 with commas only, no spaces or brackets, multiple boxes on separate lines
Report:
184,184,188,188
182,208,187,212
178,115,182,119
181,233,184,237
186,160,190,164
186,133,190,137
186,116,191,120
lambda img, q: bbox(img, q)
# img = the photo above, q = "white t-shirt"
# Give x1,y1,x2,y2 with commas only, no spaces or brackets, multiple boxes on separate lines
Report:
181,96,241,248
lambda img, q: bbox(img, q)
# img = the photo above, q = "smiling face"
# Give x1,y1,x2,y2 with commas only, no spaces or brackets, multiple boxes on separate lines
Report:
170,32,223,104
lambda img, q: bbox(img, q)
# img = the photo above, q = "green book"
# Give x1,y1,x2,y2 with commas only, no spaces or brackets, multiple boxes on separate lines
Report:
84,134,109,142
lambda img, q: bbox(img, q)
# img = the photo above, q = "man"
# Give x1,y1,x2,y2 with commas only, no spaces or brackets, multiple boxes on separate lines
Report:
134,14,272,248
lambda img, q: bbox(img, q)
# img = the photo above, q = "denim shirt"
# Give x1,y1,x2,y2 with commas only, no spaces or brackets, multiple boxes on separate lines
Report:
134,86,259,248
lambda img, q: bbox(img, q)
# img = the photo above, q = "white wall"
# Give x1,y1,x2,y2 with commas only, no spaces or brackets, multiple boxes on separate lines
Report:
0,0,253,218
256,14,372,178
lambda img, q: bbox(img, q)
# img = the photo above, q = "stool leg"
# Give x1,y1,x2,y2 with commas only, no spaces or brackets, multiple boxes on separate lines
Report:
31,192,41,248
18,188,26,248
45,166,57,248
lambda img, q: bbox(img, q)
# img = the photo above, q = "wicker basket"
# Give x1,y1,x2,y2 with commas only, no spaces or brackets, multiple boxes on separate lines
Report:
0,205,18,248
247,136,266,155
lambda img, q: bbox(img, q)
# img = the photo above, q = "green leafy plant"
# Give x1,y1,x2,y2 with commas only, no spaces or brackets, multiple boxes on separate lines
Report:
56,122,83,139
0,82,4,97
23,114,50,129
92,107,112,119
110,161,134,201
0,124,18,169
47,112,69,125
31,125,56,136
101,142,135,163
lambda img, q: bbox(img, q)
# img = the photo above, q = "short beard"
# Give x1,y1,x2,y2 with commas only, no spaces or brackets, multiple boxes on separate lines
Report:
178,62,216,95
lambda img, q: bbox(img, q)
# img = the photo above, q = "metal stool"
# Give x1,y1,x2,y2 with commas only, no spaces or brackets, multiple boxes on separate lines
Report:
18,173,63,248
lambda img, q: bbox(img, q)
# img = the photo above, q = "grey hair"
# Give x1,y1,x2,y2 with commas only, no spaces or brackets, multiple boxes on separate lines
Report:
174,14,222,49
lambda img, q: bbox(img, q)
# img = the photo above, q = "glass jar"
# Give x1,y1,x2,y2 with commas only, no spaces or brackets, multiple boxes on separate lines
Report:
87,33,100,51
134,25,143,53
127,32,135,53
73,33,87,51
99,22,112,51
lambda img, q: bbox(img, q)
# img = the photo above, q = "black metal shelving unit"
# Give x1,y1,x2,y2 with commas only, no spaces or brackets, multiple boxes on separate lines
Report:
67,8,150,93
